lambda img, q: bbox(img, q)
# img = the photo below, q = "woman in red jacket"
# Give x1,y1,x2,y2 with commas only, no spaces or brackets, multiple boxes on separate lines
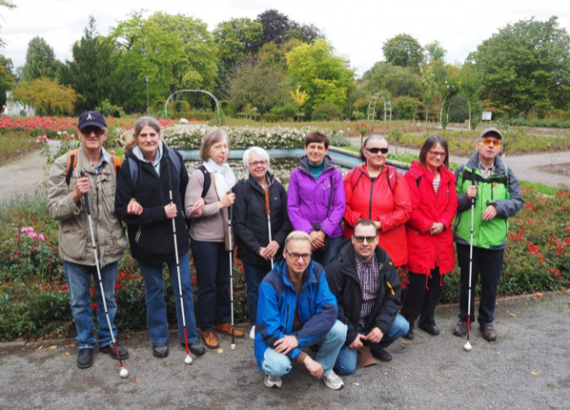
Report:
400,135,458,340
343,136,411,267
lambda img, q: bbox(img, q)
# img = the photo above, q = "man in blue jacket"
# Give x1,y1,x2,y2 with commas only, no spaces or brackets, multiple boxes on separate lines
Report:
254,231,347,390
326,219,409,375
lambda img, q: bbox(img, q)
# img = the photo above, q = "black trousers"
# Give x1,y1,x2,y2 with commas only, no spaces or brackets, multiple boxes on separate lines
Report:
456,244,504,324
400,268,443,329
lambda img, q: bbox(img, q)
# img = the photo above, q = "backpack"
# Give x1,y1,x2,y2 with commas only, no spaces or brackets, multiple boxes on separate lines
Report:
350,165,398,194
65,150,122,185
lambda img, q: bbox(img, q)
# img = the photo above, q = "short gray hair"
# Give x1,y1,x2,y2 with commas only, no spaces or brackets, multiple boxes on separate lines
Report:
285,231,313,250
242,146,271,170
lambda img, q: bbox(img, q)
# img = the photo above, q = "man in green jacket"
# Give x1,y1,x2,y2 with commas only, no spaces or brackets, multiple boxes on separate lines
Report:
452,128,523,341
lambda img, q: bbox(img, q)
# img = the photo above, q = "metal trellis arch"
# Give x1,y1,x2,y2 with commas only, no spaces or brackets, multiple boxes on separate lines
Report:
367,92,392,122
164,90,221,125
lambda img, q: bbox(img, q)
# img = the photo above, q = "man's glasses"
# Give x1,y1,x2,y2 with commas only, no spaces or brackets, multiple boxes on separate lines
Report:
286,250,311,261
428,150,447,158
354,236,376,244
81,126,105,137
366,147,388,155
481,139,501,147
249,160,267,168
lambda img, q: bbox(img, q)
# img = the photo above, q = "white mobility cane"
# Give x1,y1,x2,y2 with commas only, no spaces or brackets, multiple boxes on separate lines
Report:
264,188,274,269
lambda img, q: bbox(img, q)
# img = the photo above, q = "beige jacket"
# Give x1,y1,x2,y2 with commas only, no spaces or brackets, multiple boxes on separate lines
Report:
48,147,128,266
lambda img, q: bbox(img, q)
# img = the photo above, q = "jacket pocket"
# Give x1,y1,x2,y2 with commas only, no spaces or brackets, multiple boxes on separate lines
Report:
60,227,87,261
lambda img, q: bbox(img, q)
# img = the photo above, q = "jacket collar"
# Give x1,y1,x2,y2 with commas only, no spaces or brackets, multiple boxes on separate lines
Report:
333,239,392,281
465,152,507,175
298,155,336,175
246,171,276,193
274,255,317,290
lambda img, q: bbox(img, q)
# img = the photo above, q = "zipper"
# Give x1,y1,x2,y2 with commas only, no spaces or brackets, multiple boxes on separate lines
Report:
285,304,290,334
308,297,312,317
368,178,375,219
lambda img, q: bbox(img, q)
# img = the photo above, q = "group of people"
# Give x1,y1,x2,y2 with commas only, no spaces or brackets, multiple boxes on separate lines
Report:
48,110,523,390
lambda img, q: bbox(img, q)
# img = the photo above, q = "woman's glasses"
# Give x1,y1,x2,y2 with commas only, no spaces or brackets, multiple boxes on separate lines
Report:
481,139,502,147
365,147,388,155
428,150,447,158
249,160,267,167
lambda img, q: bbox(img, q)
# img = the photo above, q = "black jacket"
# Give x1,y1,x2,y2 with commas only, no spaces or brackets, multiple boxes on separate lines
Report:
115,147,189,264
233,172,292,266
326,239,402,346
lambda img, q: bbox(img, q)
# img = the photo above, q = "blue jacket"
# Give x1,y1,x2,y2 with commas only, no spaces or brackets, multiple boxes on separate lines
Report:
254,256,338,370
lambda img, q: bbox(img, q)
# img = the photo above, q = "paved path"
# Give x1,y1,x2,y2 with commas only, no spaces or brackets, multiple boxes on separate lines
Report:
1,292,569,410
349,137,570,187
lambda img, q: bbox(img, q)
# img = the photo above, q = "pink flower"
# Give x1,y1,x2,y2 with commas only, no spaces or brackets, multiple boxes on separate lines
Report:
110,149,115,155
20,227,33,233
38,234,45,241
28,232,38,239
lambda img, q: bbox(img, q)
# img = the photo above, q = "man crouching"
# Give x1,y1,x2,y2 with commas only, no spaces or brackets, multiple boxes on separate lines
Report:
254,231,347,390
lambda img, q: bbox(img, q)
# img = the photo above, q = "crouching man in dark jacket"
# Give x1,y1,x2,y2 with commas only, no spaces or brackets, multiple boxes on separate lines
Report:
326,219,409,375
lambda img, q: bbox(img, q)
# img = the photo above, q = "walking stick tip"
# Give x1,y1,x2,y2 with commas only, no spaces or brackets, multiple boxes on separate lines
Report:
185,355,193,365
120,368,129,378
463,341,472,351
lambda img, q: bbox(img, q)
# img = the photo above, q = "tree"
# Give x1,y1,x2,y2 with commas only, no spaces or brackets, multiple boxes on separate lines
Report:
0,54,14,106
382,34,424,70
286,39,354,110
468,16,570,118
11,77,79,115
59,17,120,113
290,85,309,120
22,37,58,81
283,22,326,44
0,0,15,48
229,56,290,114
420,64,437,122
214,18,263,72
361,61,421,97
459,63,483,130
424,41,446,63
256,9,291,47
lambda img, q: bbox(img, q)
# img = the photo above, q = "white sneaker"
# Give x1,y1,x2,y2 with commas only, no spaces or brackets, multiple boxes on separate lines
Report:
249,326,255,340
322,371,344,390
264,373,282,388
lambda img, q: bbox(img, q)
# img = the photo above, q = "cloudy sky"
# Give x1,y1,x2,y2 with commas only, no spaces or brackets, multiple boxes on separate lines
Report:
2,0,569,77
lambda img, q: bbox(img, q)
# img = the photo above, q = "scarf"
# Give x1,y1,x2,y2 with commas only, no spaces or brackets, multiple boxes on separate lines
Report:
204,158,237,199
132,140,163,176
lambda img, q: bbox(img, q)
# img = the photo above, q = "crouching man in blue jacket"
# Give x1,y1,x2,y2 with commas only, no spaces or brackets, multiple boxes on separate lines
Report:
254,231,347,390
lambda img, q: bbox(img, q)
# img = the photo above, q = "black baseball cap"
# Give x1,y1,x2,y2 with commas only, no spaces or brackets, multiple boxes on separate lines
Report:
480,128,502,140
78,111,107,130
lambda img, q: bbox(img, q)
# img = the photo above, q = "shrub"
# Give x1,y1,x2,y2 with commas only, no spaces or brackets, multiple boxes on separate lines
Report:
393,96,420,120
312,103,343,121
271,103,298,119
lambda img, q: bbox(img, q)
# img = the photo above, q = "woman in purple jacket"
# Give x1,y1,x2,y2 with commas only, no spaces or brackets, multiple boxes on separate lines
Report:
287,132,346,268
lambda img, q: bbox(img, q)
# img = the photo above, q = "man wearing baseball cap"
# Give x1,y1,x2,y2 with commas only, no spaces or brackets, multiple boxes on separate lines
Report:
452,128,523,341
48,111,129,368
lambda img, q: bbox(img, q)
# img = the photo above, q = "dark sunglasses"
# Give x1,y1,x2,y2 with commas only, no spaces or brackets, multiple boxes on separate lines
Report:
80,126,105,136
354,235,376,243
366,147,388,154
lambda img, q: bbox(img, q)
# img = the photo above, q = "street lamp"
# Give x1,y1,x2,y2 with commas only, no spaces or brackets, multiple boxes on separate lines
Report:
144,76,150,113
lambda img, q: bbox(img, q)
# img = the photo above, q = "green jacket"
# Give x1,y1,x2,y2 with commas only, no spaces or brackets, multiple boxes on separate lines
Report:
453,153,523,250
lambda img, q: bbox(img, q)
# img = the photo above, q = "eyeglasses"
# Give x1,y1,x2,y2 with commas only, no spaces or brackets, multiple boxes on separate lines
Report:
366,147,388,155
354,235,376,244
481,139,501,147
285,250,311,261
80,126,105,137
249,160,267,168
428,150,447,158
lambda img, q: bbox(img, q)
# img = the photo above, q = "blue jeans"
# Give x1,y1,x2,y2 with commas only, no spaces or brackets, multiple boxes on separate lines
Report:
138,251,198,344
334,314,409,375
191,240,231,331
243,262,271,324
312,236,343,269
63,260,118,349
262,320,347,377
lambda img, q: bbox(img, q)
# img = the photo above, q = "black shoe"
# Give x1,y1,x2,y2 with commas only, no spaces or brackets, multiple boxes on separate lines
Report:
419,324,440,336
181,341,206,356
370,349,392,362
99,343,129,360
402,328,415,340
453,320,468,337
77,348,94,369
153,343,169,358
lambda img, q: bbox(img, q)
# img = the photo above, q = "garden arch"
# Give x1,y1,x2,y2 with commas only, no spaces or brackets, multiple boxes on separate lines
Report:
367,92,392,122
164,90,221,125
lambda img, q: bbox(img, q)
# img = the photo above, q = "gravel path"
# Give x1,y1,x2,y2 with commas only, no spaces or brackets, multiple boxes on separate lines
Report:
1,292,568,410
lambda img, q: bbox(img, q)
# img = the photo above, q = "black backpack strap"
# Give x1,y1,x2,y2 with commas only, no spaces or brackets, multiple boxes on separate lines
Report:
196,165,211,198
325,175,334,219
416,176,422,190
65,151,77,186
128,157,138,190
351,168,364,191
385,166,397,194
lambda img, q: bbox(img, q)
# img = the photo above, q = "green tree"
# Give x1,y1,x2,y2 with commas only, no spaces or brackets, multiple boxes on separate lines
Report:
229,56,290,114
11,77,79,115
214,18,263,72
0,0,15,48
361,61,420,97
424,41,446,63
459,63,483,130
0,54,14,106
286,39,354,110
22,37,58,81
420,64,437,122
382,34,424,70
468,16,570,118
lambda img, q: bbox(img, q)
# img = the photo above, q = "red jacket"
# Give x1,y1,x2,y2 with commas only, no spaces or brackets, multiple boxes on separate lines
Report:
404,161,458,275
343,164,412,266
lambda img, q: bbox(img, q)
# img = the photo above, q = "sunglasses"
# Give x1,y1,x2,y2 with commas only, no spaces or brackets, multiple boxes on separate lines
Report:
354,235,376,244
80,126,105,137
366,147,388,155
481,139,501,147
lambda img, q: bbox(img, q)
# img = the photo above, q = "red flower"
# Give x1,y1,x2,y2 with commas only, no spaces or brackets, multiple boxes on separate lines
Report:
115,284,122,290
14,234,19,239
192,276,198,285
62,285,68,291
91,303,97,309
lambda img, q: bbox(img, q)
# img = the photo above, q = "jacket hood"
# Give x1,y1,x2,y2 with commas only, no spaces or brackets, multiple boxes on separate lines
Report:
299,155,336,175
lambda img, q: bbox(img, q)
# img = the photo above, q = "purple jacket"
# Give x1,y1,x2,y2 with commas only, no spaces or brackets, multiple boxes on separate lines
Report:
287,155,346,239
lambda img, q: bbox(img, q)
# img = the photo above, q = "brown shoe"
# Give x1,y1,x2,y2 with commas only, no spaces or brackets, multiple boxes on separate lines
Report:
201,330,220,349
453,320,468,337
216,323,245,338
480,323,497,341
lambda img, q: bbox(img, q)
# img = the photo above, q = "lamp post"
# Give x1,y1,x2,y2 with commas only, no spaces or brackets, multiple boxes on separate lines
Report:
145,76,150,113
